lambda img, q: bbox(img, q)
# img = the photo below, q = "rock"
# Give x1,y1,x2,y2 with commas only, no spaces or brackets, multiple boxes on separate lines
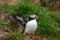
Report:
0,10,5,21
0,31,9,40
0,0,17,5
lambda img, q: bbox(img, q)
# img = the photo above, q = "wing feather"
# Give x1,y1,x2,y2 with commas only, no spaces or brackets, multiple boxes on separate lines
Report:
9,15,26,26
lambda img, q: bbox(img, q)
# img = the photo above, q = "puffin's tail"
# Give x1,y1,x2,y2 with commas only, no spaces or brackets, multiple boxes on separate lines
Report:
9,15,26,26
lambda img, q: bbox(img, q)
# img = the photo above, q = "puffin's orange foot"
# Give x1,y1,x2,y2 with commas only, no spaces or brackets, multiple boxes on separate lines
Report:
31,34,36,39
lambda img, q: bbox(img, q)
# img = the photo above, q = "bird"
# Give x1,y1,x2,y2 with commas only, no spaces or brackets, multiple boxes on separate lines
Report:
9,14,38,39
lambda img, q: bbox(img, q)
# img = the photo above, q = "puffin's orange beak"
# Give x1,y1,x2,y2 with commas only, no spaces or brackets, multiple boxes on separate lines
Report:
35,16,38,19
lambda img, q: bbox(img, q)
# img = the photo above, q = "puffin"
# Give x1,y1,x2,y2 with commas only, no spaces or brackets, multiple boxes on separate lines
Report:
9,14,38,39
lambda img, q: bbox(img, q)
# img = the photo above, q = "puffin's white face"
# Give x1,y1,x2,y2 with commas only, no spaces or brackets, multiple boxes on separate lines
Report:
29,14,38,20
30,14,36,18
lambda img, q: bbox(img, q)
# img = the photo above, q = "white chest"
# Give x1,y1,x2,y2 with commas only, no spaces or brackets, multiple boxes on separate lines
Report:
24,20,37,34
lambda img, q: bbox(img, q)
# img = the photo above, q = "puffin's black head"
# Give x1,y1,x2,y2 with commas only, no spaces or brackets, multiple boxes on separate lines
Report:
29,14,38,20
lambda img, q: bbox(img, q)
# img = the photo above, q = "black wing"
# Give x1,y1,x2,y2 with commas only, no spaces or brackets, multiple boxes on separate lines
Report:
9,15,26,26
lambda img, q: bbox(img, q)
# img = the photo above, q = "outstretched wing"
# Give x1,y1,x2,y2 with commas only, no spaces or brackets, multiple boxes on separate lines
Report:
9,15,26,26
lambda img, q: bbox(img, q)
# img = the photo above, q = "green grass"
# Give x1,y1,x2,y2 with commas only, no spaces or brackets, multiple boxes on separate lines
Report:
0,1,60,40
8,32,25,40
0,21,7,28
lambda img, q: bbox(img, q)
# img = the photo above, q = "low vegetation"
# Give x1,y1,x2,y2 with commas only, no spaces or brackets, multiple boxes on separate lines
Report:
0,0,60,40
